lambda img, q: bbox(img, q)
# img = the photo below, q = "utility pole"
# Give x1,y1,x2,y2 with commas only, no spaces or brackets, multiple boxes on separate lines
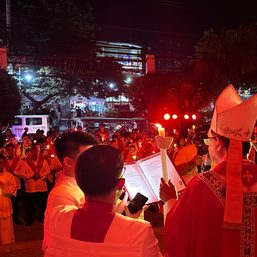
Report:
6,0,11,45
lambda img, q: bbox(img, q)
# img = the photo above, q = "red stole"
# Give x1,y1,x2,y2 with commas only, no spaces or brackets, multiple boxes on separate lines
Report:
71,201,115,243
215,161,257,257
26,157,44,174
5,157,20,174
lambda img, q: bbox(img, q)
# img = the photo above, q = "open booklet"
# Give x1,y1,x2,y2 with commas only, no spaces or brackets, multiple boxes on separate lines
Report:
124,152,186,204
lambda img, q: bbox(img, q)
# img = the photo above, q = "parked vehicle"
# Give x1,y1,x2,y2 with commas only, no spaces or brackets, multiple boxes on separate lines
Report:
11,115,49,140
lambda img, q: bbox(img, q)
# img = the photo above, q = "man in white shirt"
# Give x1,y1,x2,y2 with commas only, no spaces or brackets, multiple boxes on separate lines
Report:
45,131,98,209
43,131,98,248
44,145,162,257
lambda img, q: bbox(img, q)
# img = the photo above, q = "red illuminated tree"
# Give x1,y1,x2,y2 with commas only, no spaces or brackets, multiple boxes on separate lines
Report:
128,71,217,121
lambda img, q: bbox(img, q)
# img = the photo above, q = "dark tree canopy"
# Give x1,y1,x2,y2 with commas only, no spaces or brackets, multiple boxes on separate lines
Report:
128,71,218,121
7,0,95,58
195,23,257,88
0,69,21,125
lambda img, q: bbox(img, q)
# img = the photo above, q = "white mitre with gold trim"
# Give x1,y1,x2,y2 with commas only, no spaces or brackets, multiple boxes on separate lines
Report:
209,84,257,228
208,84,257,141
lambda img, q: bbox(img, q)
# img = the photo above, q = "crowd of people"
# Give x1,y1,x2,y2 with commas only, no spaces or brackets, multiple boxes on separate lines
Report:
0,84,257,257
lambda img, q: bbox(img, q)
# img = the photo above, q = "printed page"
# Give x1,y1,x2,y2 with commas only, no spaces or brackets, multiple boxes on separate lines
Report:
123,163,158,204
138,153,186,201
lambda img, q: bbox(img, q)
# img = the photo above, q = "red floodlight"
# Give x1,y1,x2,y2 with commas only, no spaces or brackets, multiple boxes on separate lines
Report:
184,114,189,120
164,113,171,120
172,114,178,120
192,114,197,120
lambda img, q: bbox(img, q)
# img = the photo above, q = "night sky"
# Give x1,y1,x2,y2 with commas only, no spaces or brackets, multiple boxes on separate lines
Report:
89,0,257,51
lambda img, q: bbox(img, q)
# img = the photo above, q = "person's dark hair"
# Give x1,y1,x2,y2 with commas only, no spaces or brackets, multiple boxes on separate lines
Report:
25,148,31,155
54,131,98,163
47,131,52,137
5,143,15,149
112,134,118,140
5,128,12,135
30,144,39,151
75,145,124,196
22,134,30,139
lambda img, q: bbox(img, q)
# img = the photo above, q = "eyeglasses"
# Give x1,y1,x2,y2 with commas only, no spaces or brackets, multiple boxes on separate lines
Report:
204,137,216,146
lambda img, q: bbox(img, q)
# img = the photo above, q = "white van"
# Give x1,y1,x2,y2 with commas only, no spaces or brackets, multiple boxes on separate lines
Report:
11,115,49,140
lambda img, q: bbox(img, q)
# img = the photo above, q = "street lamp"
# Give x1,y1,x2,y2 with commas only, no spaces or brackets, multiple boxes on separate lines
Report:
24,74,33,82
108,83,115,89
125,76,132,84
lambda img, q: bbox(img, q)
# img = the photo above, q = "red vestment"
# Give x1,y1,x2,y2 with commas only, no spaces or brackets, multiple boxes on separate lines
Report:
164,161,257,257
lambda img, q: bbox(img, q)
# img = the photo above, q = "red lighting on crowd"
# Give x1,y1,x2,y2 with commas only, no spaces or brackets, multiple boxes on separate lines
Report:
164,113,171,120
192,114,197,120
184,114,189,120
172,114,178,120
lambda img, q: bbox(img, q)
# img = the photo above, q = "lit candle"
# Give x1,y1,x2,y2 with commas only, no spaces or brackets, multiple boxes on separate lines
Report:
158,127,165,137
158,127,169,182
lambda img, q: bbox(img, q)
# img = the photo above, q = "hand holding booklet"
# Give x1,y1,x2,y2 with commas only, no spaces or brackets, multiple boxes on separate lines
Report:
124,152,186,204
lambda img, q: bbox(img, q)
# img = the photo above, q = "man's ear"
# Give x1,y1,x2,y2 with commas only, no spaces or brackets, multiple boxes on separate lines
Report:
63,156,74,168
116,178,125,190
216,137,223,151
216,138,227,155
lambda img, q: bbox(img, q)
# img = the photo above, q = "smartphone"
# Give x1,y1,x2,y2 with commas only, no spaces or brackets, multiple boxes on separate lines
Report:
127,193,149,214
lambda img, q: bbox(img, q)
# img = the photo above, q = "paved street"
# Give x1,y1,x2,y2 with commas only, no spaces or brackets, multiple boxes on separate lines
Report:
0,208,164,257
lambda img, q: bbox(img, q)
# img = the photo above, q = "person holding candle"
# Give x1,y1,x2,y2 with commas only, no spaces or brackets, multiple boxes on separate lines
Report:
0,155,16,244
4,143,23,224
160,85,257,257
124,144,141,162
